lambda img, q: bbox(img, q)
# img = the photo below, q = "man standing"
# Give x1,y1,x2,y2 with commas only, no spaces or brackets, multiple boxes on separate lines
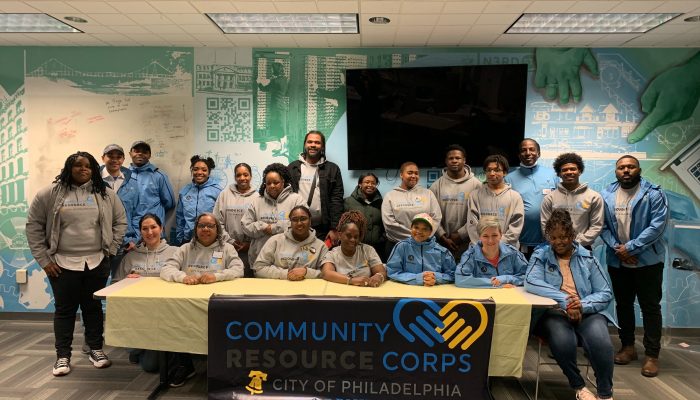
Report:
505,138,558,258
288,131,344,242
429,144,481,258
540,152,603,248
601,155,668,377
128,141,175,238
100,144,139,273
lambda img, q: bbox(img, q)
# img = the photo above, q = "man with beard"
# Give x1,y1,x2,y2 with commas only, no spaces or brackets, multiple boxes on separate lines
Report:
505,139,558,258
601,155,668,378
429,144,481,259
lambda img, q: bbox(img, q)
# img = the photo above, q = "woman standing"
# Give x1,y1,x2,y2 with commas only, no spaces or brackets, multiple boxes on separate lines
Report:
175,155,223,245
253,206,327,280
213,163,257,276
242,163,304,266
26,151,126,376
525,209,615,400
344,173,386,261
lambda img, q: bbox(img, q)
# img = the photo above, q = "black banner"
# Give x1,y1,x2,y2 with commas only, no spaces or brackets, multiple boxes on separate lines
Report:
208,295,495,400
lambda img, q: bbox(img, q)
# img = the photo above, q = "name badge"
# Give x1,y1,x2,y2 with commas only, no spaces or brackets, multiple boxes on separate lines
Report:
212,251,223,258
543,189,552,195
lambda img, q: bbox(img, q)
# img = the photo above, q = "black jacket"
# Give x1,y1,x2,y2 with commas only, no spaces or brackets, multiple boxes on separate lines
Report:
344,186,385,248
288,158,344,232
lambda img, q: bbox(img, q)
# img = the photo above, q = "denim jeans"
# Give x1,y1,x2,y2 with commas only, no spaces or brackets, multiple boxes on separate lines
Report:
535,310,614,399
608,263,663,358
48,258,110,359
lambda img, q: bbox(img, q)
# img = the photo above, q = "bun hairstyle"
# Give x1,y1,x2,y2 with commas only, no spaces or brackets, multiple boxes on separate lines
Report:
190,155,216,170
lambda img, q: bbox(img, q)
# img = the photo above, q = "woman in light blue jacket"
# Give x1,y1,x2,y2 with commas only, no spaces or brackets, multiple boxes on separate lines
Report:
175,155,223,245
525,209,615,400
455,216,527,288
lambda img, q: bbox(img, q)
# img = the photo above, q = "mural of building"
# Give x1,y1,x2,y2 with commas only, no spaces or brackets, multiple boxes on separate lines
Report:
196,64,252,94
0,87,28,215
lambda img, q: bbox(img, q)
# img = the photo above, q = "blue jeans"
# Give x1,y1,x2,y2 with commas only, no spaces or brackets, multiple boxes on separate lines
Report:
535,310,614,399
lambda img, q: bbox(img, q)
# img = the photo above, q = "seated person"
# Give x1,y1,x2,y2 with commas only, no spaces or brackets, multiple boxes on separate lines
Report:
159,212,244,387
321,210,387,287
455,216,527,288
386,213,455,286
253,205,328,280
525,209,615,400
115,213,176,372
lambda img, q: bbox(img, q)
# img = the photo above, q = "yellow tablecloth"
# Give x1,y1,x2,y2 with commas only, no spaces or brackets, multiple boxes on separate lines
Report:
104,278,539,377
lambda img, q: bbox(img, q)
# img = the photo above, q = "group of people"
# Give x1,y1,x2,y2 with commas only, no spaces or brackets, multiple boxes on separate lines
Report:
26,134,668,400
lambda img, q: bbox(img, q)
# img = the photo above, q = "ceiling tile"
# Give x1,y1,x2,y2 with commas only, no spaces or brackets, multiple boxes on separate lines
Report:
491,33,535,45
77,24,116,34
400,2,445,14
609,1,665,13
235,2,278,13
566,1,621,13
0,1,40,12
146,24,185,34
274,2,319,13
653,1,700,13
483,1,531,14
526,34,570,45
155,33,197,41
191,1,238,13
432,25,470,36
326,34,361,47
317,1,358,13
88,14,137,25
442,1,487,13
91,33,133,41
428,27,468,45
260,34,299,47
149,1,199,13
437,14,479,25
399,14,440,26
66,34,108,44
459,35,497,45
360,13,400,25
66,1,119,14
525,1,575,13
127,13,174,25
109,1,159,14
164,13,212,25
475,13,520,25
180,24,222,34
227,34,264,47
191,33,232,43
593,33,643,42
469,24,508,34
648,22,695,34
111,25,151,34
361,1,401,14
556,34,607,45
25,1,79,13
291,34,329,47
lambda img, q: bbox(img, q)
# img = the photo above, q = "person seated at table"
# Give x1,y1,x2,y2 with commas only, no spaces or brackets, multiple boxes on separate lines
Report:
525,209,615,400
253,205,328,280
321,210,387,287
455,216,527,288
386,213,455,286
114,213,176,371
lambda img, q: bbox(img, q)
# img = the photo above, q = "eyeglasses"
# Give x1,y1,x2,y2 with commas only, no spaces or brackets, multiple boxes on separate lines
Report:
290,216,309,223
197,223,217,230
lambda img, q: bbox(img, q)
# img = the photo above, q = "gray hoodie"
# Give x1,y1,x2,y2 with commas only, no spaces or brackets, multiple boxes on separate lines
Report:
467,183,524,248
381,185,442,243
253,228,328,279
429,167,482,239
115,239,176,281
540,183,604,247
159,239,244,283
213,185,258,244
241,185,305,266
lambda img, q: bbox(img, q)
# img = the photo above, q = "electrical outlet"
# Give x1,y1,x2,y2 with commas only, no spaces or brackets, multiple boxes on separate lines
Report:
16,269,27,284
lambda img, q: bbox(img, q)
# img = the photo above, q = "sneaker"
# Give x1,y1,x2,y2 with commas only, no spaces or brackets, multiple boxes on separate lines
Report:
88,349,112,368
576,387,597,400
81,343,90,354
52,358,71,376
169,365,196,388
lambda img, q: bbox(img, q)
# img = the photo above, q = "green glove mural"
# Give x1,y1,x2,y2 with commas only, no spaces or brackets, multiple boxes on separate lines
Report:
628,51,700,144
534,48,599,104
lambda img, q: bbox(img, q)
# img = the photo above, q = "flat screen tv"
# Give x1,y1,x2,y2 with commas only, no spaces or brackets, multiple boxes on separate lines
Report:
346,64,528,170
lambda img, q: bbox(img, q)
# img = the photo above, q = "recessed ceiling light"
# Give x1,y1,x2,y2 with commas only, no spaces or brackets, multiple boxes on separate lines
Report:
507,13,681,34
207,13,359,34
684,15,700,22
369,16,391,24
0,13,82,33
64,16,87,23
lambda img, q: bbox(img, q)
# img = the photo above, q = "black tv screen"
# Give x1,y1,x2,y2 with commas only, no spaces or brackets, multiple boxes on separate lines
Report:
346,64,528,170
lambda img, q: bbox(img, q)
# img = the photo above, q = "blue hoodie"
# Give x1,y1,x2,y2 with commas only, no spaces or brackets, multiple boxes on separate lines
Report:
455,241,527,288
386,236,455,285
175,177,224,245
525,243,616,326
600,178,668,268
100,165,140,244
129,162,176,233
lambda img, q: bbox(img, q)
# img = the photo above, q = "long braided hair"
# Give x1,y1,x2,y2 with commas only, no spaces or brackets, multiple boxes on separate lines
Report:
336,210,367,242
54,151,108,198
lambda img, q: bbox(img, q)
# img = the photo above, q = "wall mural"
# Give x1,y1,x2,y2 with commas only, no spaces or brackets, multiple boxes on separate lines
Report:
0,46,698,328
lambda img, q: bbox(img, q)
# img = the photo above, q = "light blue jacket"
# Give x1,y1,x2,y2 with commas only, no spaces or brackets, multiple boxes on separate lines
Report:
386,236,455,285
455,241,527,288
175,178,224,245
100,165,140,244
525,243,616,325
129,162,175,234
600,178,668,268
505,164,558,246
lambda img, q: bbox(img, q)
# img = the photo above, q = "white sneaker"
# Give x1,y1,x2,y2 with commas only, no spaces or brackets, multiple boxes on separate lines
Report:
576,387,597,400
88,349,112,368
52,358,71,376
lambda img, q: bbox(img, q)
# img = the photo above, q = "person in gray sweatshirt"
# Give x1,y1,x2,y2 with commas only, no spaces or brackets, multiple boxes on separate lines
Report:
114,213,175,372
213,162,258,276
429,144,482,259
467,155,525,248
381,161,442,259
540,152,604,248
242,163,305,266
253,206,328,280
26,151,126,377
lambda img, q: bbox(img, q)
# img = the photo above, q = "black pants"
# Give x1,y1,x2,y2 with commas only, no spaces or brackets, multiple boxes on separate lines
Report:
608,263,664,358
48,258,110,359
